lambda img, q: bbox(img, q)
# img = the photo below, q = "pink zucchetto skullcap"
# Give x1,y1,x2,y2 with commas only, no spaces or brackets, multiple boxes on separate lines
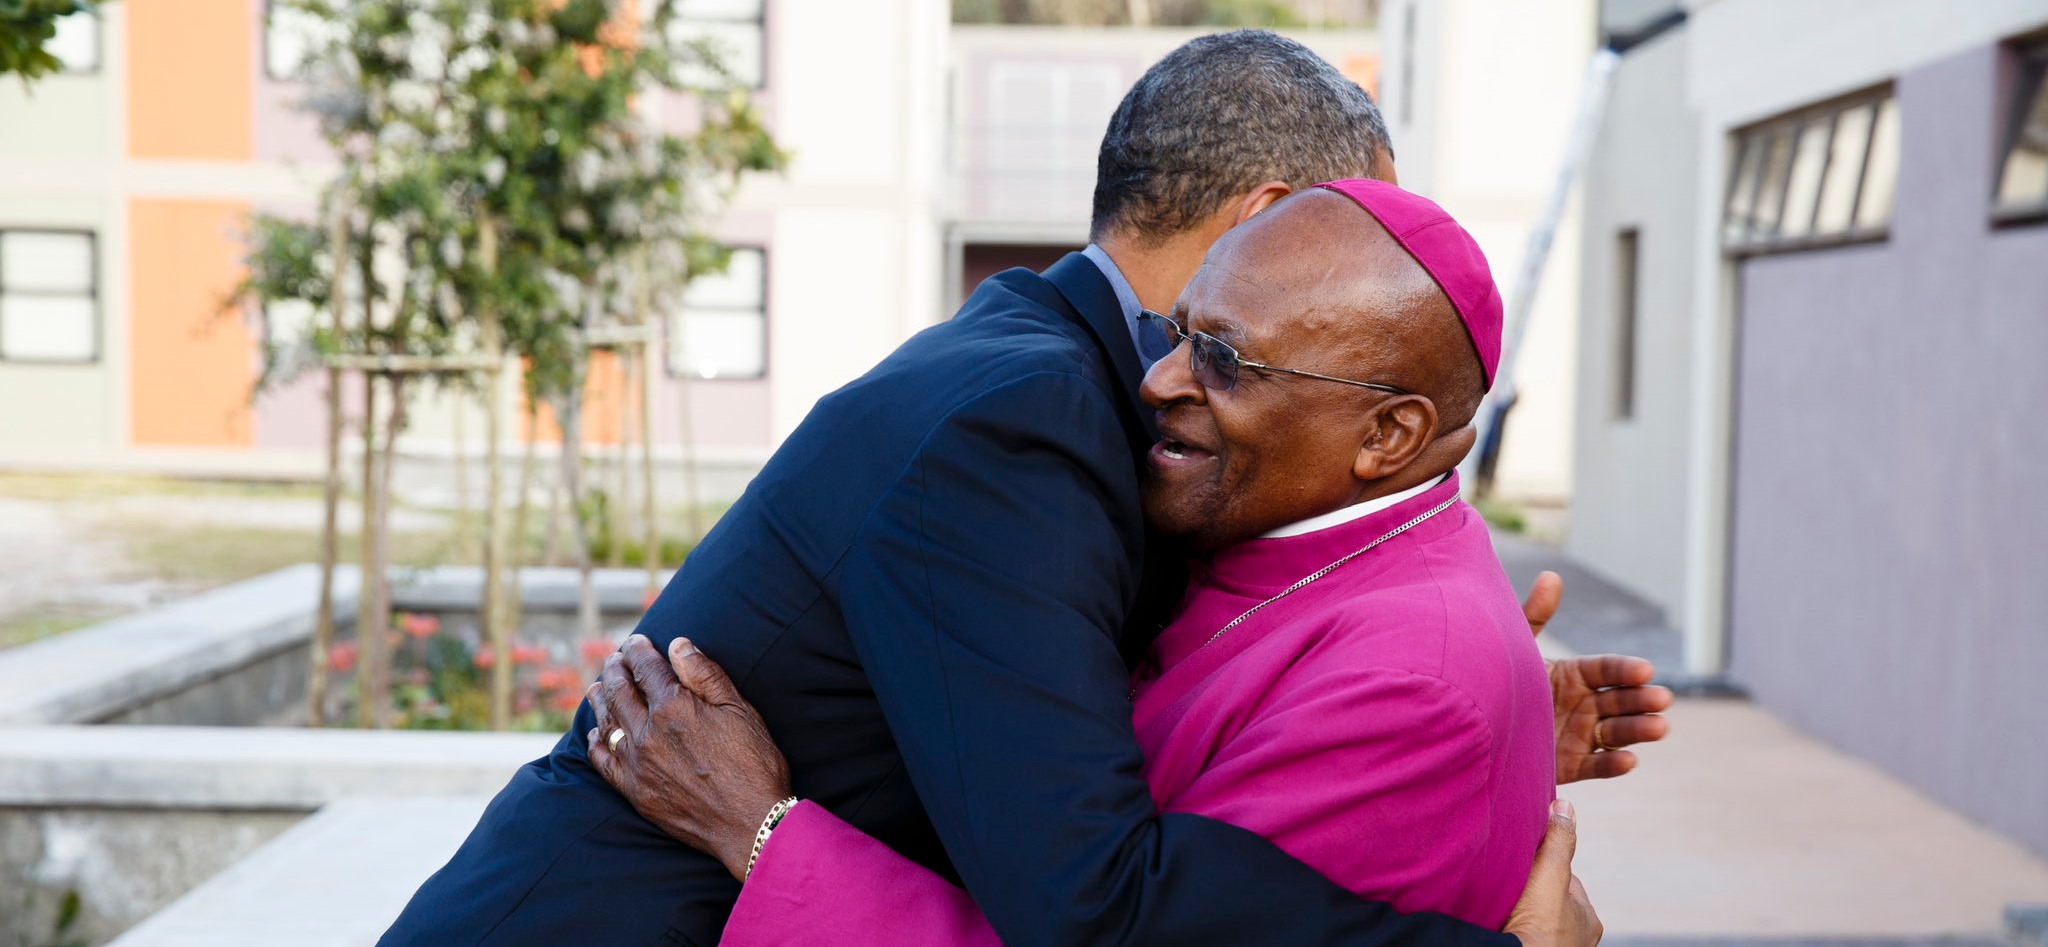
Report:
1312,179,1504,389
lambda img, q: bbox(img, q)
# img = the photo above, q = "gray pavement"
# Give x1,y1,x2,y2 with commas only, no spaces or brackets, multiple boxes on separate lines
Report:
1566,697,2048,938
1489,529,2048,940
1491,527,1710,689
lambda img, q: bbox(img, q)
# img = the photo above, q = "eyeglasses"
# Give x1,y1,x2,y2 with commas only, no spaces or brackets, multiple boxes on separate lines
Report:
1137,310,1408,395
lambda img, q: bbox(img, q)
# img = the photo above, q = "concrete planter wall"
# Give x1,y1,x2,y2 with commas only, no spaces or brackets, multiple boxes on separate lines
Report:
0,564,665,947
0,564,665,728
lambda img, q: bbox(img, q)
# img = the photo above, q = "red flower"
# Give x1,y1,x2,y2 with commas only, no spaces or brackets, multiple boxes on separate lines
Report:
536,666,583,693
511,644,548,667
579,638,615,666
400,613,441,639
473,646,498,671
328,642,358,674
553,689,584,712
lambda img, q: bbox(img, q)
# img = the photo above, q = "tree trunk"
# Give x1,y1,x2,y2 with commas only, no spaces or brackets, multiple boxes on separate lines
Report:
557,388,599,641
453,381,471,561
308,201,350,727
609,351,631,569
355,374,381,729
634,253,660,592
542,464,564,567
479,220,513,730
506,399,539,648
558,286,601,644
638,346,658,592
676,359,702,543
367,373,407,729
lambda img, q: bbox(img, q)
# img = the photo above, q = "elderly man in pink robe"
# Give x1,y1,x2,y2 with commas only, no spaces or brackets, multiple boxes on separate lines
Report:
587,179,1640,943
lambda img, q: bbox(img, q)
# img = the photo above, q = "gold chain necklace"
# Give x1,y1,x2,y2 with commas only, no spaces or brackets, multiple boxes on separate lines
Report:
1129,495,1460,701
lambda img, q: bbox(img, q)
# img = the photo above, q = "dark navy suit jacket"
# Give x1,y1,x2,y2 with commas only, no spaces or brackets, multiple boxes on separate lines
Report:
379,254,1512,947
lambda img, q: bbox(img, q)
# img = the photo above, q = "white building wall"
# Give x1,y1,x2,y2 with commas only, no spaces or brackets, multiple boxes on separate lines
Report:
1567,26,1698,631
1569,0,2048,672
755,0,948,441
1380,0,1595,501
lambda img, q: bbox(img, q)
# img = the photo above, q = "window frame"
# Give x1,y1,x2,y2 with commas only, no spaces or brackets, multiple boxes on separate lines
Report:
1722,84,1897,258
0,228,102,366
672,0,769,92
1613,227,1640,422
665,245,768,382
1993,37,2048,226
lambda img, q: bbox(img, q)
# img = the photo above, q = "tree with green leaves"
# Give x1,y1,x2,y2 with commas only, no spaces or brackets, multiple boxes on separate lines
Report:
231,0,785,729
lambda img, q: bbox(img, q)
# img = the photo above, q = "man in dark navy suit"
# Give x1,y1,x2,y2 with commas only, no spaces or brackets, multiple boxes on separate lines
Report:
381,31,1663,947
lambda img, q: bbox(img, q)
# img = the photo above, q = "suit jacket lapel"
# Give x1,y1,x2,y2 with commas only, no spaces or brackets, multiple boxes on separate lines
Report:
1042,252,1157,447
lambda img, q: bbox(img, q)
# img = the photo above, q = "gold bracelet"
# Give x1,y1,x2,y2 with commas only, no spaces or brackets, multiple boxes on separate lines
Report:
744,797,801,880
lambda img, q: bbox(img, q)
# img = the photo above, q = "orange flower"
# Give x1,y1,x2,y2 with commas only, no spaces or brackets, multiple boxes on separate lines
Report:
512,644,548,667
328,642,358,673
473,646,498,670
553,689,585,713
400,613,441,639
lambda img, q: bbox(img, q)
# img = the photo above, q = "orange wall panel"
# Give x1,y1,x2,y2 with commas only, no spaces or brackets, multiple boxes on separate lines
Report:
1342,54,1381,100
525,351,628,446
129,199,255,448
127,0,252,160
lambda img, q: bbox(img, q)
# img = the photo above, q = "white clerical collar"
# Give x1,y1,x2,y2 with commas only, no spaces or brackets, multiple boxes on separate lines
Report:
1259,474,1450,540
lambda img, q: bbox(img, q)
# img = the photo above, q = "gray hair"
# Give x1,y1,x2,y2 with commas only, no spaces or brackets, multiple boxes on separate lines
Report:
1091,30,1391,243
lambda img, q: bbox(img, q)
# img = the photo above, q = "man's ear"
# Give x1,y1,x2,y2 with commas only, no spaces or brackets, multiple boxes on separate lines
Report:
1232,180,1296,224
1353,395,1439,482
1371,144,1399,185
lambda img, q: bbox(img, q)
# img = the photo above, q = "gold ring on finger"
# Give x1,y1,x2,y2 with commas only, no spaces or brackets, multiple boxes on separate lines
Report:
1593,720,1620,753
607,727,626,752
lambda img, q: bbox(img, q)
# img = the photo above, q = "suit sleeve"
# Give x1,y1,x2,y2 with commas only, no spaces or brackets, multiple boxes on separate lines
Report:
808,370,1515,947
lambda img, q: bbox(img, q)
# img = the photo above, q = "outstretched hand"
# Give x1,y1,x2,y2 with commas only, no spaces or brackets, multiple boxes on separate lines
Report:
585,635,793,880
1521,571,1675,784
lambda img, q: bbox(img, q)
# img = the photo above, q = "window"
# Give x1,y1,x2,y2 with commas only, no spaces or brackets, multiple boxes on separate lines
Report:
265,0,340,81
49,10,100,74
1995,41,2048,221
670,0,765,89
1613,228,1639,421
668,248,765,380
1722,86,1900,254
0,230,99,363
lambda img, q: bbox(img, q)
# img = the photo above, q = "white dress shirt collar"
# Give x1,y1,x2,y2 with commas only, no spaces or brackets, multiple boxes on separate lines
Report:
1258,473,1450,540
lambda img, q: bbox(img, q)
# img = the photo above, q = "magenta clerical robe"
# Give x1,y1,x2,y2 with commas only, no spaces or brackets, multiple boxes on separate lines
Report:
720,474,1555,944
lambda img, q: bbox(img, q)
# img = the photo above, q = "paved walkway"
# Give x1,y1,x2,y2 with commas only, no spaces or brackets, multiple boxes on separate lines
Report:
1492,528,1695,684
1571,697,2048,939
1486,529,2048,940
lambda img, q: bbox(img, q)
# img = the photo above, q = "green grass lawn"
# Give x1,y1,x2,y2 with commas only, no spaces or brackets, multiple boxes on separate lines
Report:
0,604,127,650
0,471,715,650
0,472,323,503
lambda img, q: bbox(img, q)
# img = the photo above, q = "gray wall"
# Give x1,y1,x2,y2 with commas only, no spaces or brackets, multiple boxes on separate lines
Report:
2,809,302,947
1568,27,1701,623
1728,45,2048,857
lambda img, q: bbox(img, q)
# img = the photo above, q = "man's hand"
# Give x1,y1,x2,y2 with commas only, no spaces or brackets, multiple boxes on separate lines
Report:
1505,800,1602,947
1522,572,1675,784
585,635,793,881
